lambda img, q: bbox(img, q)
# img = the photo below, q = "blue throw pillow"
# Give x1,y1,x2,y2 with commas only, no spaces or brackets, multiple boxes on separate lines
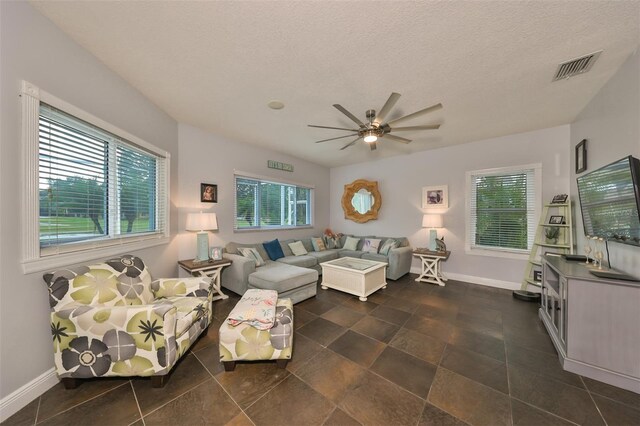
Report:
263,239,285,261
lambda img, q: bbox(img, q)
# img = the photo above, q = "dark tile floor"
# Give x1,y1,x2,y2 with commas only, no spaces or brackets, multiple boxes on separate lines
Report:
4,274,640,426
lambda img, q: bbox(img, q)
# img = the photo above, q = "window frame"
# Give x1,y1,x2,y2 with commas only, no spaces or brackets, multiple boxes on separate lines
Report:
233,171,314,232
20,81,170,274
465,163,542,260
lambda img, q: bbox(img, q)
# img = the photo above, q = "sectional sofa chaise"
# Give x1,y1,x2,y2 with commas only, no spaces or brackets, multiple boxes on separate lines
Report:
221,235,412,303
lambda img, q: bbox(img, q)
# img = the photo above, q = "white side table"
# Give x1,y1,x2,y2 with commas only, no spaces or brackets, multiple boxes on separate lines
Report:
178,258,232,301
413,249,451,286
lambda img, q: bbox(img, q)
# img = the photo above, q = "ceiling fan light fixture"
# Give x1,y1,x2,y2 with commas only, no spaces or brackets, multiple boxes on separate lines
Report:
363,131,378,143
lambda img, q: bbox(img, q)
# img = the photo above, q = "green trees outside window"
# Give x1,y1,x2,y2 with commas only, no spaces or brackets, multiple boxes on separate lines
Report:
468,165,539,254
39,104,161,248
235,176,312,229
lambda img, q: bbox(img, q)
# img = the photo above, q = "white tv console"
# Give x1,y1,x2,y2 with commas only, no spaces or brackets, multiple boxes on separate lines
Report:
540,254,640,394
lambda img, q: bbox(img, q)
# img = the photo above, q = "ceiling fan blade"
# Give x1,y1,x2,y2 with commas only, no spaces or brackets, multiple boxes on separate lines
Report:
387,103,443,126
308,124,360,132
314,134,360,143
382,134,412,144
374,92,401,125
340,136,362,150
390,124,441,131
369,142,377,151
333,104,365,128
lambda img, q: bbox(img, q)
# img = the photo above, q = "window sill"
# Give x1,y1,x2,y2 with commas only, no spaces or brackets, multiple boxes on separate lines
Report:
22,236,170,274
465,246,529,261
234,226,314,233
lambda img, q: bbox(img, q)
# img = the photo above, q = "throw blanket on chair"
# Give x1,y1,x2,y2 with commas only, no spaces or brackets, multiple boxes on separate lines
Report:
227,289,278,330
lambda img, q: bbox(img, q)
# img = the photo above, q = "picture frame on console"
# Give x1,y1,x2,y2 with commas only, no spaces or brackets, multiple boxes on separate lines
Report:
422,185,448,209
210,247,223,260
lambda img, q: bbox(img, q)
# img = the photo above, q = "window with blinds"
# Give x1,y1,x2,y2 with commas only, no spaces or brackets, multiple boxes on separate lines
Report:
467,165,539,254
38,103,167,254
234,175,312,230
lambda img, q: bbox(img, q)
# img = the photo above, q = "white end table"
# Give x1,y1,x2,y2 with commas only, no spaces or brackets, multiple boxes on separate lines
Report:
413,249,450,286
178,258,232,301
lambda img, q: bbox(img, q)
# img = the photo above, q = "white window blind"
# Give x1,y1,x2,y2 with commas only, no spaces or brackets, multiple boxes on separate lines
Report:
38,103,167,255
468,165,539,254
234,175,312,230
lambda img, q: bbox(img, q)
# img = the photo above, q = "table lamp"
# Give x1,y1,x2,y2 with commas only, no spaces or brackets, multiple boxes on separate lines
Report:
186,212,218,262
422,214,443,251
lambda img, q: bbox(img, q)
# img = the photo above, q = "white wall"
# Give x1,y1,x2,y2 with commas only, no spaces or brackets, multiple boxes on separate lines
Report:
570,49,640,278
330,125,571,287
0,1,179,408
177,124,330,261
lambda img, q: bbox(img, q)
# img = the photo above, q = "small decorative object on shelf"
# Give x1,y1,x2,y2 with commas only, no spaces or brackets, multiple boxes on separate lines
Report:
551,194,568,204
533,270,542,282
549,215,565,225
435,236,446,252
545,227,560,244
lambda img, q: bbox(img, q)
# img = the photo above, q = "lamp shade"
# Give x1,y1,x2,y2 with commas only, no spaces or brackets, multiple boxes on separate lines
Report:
422,214,443,228
186,212,218,232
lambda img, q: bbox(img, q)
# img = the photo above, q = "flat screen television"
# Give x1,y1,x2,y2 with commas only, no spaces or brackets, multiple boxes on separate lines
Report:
577,155,640,246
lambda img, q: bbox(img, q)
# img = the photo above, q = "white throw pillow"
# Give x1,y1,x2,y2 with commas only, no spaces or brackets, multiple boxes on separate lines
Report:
362,238,381,254
238,247,266,267
343,236,360,251
288,241,308,256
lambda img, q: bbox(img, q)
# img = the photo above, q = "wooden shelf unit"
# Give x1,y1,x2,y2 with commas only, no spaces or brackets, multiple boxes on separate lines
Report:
521,202,574,291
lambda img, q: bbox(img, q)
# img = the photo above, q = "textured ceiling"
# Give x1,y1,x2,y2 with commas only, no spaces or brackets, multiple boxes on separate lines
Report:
31,1,639,168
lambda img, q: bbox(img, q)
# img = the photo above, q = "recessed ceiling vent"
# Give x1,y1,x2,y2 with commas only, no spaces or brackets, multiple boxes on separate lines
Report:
553,50,602,81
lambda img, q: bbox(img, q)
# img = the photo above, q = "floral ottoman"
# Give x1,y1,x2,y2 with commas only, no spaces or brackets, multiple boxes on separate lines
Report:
219,292,293,371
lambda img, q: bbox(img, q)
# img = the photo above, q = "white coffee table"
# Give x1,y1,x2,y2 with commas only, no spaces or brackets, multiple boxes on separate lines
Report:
320,257,387,301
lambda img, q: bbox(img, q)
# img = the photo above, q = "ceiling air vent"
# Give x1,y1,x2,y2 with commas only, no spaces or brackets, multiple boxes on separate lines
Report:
553,50,602,81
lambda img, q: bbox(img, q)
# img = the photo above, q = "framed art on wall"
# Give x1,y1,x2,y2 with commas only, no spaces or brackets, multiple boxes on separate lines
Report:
576,139,587,174
201,183,217,203
422,185,448,209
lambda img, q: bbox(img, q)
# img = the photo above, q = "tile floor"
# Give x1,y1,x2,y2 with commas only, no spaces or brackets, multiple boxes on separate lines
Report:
4,274,640,426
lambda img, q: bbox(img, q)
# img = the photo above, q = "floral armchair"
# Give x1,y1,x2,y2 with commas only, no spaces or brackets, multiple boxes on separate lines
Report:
43,254,213,388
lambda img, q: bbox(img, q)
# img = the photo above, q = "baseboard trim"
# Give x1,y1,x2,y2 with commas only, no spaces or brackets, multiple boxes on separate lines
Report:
409,267,524,291
0,368,58,422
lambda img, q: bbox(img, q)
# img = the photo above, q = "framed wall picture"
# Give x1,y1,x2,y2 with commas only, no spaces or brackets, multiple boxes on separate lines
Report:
576,139,587,174
210,246,223,260
422,185,448,209
549,215,564,225
201,183,217,203
533,270,542,282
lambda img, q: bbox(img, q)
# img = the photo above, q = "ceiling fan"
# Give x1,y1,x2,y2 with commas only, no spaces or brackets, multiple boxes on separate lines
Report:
309,92,442,151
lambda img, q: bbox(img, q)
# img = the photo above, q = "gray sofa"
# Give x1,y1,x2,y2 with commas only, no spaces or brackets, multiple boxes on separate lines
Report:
221,236,412,303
